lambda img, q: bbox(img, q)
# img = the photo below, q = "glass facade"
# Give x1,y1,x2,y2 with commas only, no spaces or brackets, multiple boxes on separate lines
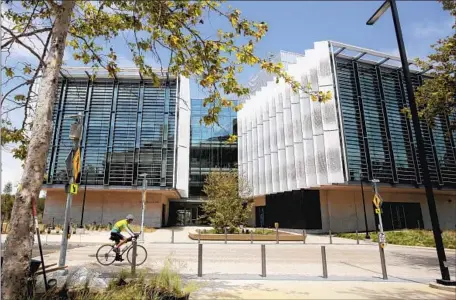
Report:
45,78,178,188
188,99,238,197
336,57,456,187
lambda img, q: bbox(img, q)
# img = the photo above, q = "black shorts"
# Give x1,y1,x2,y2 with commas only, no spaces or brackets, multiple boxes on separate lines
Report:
110,232,125,243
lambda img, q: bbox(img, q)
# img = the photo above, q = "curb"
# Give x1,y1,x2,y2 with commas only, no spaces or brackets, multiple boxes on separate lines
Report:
429,282,456,292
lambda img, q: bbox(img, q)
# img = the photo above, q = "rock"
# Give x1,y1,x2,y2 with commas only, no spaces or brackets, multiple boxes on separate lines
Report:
34,266,107,293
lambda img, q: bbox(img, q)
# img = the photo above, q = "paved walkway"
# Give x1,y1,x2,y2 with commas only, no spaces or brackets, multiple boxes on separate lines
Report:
5,228,455,299
191,280,456,299
33,228,456,284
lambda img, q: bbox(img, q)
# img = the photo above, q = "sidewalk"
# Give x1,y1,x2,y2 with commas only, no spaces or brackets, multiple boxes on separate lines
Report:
191,280,456,299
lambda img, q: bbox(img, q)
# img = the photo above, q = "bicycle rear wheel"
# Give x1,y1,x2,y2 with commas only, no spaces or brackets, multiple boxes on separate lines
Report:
96,244,117,266
127,245,148,266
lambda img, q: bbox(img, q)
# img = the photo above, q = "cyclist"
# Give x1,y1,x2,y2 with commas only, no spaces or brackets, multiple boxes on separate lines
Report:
111,214,136,259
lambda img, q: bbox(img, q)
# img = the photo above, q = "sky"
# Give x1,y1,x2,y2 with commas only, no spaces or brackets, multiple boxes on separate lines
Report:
1,0,454,192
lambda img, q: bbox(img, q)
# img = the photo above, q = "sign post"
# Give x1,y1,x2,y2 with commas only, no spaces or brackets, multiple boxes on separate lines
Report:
59,114,83,269
372,179,388,279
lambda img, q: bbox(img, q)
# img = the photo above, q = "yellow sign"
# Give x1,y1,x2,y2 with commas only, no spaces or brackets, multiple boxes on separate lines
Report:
70,183,79,195
372,193,382,209
375,208,381,214
73,148,81,182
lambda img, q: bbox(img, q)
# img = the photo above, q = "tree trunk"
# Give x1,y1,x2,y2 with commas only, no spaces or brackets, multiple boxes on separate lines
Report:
1,1,75,299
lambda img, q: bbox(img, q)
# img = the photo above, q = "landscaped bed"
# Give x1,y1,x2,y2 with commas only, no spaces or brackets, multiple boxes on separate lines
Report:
336,229,456,249
189,228,306,241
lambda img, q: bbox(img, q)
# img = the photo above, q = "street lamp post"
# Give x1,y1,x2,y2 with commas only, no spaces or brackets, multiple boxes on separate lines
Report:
367,0,454,285
360,172,370,239
140,173,147,243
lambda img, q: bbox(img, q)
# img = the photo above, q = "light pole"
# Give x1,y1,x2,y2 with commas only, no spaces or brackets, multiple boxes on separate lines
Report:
59,113,83,269
140,173,147,243
360,172,370,239
367,0,453,285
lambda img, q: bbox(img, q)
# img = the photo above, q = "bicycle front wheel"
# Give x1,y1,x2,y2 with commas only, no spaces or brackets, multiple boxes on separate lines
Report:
127,245,148,266
96,244,116,266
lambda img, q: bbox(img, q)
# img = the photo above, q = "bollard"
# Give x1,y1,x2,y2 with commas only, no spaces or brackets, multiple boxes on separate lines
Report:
329,230,333,244
379,244,388,280
198,243,203,277
321,246,328,278
250,231,253,244
356,230,359,245
224,228,227,244
171,229,174,244
276,227,279,244
131,238,137,275
261,244,266,277
198,230,201,244
303,229,306,244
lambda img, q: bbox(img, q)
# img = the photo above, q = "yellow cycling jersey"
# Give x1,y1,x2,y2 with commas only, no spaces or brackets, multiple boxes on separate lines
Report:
112,219,129,233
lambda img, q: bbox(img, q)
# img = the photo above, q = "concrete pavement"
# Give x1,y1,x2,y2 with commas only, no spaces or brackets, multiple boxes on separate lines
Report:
6,227,455,299
190,280,456,299
33,228,456,284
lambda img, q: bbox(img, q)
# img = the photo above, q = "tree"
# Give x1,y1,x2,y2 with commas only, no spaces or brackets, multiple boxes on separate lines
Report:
202,170,252,233
414,0,456,129
1,1,330,298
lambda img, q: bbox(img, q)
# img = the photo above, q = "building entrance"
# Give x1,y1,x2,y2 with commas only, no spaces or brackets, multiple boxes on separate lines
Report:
168,201,207,226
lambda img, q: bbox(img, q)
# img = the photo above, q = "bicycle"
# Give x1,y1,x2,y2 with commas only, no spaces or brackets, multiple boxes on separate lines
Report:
96,233,148,266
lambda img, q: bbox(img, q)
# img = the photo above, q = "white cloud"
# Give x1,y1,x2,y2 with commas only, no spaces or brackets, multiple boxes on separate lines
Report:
413,18,454,39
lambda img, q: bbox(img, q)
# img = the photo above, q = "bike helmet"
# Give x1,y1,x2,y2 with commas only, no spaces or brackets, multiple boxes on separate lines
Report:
126,214,134,220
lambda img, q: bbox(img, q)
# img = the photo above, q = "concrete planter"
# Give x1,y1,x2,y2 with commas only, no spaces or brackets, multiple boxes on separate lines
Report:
189,232,306,242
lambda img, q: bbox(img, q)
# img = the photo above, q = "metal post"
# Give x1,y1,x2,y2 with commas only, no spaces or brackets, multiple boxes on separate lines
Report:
275,227,279,244
250,231,253,244
390,1,451,277
131,238,137,275
356,230,360,245
59,138,79,268
79,169,88,228
198,244,203,277
329,230,332,244
198,229,201,244
321,246,328,278
140,174,147,243
303,229,306,244
360,173,370,239
171,228,174,244
379,243,388,280
224,227,227,244
261,244,266,277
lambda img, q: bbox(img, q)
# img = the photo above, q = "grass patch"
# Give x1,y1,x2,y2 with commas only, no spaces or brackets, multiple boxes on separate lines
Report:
200,228,276,235
36,260,197,300
336,230,456,249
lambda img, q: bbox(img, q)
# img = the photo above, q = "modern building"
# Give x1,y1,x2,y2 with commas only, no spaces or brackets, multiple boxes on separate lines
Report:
43,41,456,232
238,41,456,233
168,99,238,226
42,68,238,228
43,68,191,227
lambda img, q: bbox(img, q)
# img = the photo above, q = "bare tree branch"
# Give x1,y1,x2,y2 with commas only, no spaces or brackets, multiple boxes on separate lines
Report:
1,25,47,67
1,27,51,49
